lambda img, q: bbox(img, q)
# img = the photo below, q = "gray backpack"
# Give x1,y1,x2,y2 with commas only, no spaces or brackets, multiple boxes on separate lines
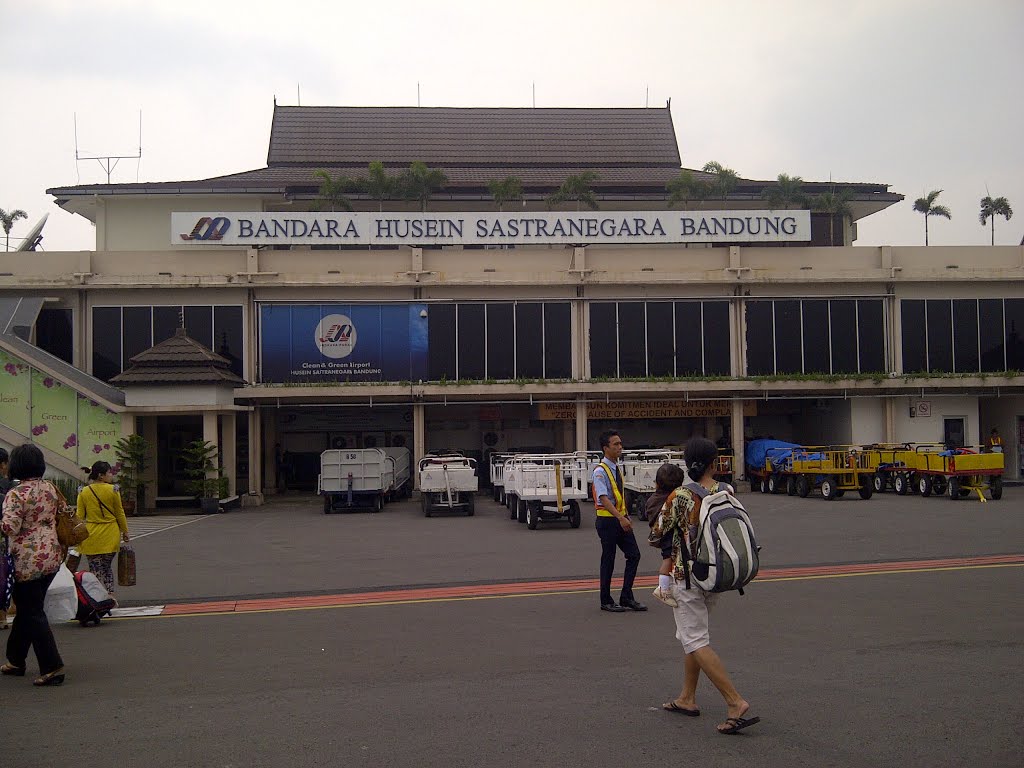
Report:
683,482,760,595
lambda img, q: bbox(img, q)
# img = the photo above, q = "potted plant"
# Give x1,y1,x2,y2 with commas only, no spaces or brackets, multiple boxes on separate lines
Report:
114,434,149,516
180,439,224,514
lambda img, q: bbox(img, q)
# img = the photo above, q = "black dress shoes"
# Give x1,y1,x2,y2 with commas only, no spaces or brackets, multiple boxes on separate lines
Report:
600,603,627,612
620,598,648,611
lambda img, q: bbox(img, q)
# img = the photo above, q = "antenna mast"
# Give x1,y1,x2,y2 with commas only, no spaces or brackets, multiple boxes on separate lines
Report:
75,111,143,184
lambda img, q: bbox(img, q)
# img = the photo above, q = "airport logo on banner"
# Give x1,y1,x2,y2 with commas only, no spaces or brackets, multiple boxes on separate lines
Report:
173,210,811,246
315,314,357,359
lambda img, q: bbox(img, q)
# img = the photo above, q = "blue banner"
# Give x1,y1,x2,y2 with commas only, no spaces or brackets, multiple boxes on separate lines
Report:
259,304,429,383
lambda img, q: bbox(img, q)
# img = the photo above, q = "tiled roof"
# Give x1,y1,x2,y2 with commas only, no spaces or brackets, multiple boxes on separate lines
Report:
110,328,245,386
266,106,682,166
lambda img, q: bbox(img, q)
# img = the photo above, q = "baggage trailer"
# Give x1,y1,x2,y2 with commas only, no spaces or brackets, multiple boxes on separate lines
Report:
906,446,1004,501
862,443,924,494
748,444,808,495
383,447,412,499
489,452,514,504
789,447,875,501
503,453,587,529
713,453,735,486
620,449,687,520
319,448,394,513
419,454,478,516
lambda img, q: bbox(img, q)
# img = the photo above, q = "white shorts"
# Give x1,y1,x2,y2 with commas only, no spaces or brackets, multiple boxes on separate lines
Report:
670,582,719,654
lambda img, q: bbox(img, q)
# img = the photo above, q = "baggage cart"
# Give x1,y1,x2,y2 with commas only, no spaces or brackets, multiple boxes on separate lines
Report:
789,447,875,501
419,454,478,516
503,453,587,529
383,446,412,499
318,448,393,513
620,449,687,520
489,452,514,504
905,446,1003,501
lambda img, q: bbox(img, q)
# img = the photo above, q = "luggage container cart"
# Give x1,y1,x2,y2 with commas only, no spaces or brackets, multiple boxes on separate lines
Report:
489,452,513,504
503,453,588,529
789,447,875,501
714,452,735,486
907,446,1004,501
318,449,394,513
383,447,412,499
419,454,479,516
861,443,920,494
620,449,687,520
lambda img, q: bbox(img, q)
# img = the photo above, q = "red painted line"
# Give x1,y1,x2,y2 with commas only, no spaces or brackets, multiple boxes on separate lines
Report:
156,554,1024,616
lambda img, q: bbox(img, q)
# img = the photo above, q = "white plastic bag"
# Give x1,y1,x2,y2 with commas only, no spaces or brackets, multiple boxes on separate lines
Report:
44,564,77,623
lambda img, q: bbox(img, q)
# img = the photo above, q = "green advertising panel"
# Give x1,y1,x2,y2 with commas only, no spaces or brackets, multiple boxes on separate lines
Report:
0,349,32,436
30,370,78,463
77,394,119,468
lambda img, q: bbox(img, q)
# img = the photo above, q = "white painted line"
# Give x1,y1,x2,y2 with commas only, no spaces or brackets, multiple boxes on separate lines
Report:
109,606,165,617
130,515,212,540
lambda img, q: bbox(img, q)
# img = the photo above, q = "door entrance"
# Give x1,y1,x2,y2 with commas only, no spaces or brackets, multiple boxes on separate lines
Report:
943,417,966,449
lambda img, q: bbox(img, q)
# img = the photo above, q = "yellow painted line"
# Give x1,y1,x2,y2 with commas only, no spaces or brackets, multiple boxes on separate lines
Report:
107,561,1024,621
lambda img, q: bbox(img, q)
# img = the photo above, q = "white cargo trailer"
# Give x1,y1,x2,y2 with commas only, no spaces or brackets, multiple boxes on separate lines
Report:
383,446,412,499
503,453,587,529
621,449,687,519
319,448,394,513
419,454,478,516
489,452,514,504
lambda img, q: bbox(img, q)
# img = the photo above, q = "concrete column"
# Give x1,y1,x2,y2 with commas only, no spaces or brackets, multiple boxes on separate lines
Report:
575,398,588,452
142,416,158,511
884,397,896,443
262,408,277,494
222,412,237,497
413,403,426,489
203,412,219,482
248,409,261,498
120,413,136,437
731,400,746,482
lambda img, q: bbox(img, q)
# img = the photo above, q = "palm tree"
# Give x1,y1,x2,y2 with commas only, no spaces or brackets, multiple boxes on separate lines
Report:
362,161,400,212
487,176,523,212
702,161,739,200
811,187,855,246
979,195,1013,246
546,171,600,211
400,162,448,212
762,174,809,209
912,190,952,246
312,170,355,212
0,208,28,251
666,170,711,208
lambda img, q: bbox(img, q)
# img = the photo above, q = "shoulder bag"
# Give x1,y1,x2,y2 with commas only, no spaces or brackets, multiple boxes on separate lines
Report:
52,483,90,548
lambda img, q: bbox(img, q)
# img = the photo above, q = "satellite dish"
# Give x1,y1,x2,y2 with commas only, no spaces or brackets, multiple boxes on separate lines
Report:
15,214,48,251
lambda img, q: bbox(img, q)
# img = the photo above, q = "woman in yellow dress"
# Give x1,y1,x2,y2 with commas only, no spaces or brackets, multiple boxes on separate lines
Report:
76,461,130,602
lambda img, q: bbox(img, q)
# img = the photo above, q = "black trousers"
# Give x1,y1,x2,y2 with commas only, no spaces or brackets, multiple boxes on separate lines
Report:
7,571,64,675
596,516,640,605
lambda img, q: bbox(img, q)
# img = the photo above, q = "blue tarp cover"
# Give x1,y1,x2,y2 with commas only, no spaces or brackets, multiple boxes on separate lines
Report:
746,439,802,470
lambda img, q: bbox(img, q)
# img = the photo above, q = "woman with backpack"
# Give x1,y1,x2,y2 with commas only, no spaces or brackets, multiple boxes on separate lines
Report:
649,436,760,735
76,461,129,601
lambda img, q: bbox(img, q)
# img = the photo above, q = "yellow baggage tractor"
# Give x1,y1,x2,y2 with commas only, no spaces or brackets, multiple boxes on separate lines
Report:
789,446,876,501
906,446,1004,501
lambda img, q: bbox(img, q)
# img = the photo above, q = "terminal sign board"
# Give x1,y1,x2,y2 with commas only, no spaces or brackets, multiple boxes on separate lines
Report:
537,401,758,420
259,304,428,383
173,210,811,247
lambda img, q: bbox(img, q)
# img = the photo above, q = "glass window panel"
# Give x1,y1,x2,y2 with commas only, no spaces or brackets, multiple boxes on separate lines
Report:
427,303,456,381
183,306,213,349
830,300,858,374
979,299,1005,372
456,304,486,380
1005,298,1024,371
901,300,927,373
617,302,646,377
926,299,953,373
745,301,774,375
802,301,831,374
485,303,515,380
674,302,703,375
153,306,182,345
588,303,617,377
702,302,731,376
35,308,74,364
773,300,802,374
857,300,886,373
645,302,674,376
543,303,572,379
122,306,153,368
516,303,544,378
92,307,122,381
952,299,979,373
214,306,245,377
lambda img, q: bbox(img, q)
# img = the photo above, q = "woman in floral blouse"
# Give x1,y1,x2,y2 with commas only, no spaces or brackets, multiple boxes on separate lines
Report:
0,444,66,686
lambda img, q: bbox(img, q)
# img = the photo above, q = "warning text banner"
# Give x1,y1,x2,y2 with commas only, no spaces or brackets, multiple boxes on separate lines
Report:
537,401,757,420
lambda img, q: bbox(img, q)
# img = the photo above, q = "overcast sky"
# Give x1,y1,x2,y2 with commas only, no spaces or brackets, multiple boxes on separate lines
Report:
2,0,1022,251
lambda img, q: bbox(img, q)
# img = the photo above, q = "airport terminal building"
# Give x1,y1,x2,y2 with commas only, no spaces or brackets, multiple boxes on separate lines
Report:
1,104,1022,504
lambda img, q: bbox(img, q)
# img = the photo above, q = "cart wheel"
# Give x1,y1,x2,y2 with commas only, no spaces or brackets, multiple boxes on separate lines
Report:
894,474,908,495
499,489,506,506
636,493,649,521
422,495,431,517
492,486,500,502
821,476,837,500
786,477,797,496
990,476,1003,500
567,500,581,528
760,477,770,494
323,495,332,514
873,474,885,493
508,494,518,520
373,495,383,513
918,475,932,497
796,475,811,498
517,498,527,524
858,475,874,500
931,476,947,496
947,477,960,501
466,494,475,516
526,502,539,530
767,474,780,494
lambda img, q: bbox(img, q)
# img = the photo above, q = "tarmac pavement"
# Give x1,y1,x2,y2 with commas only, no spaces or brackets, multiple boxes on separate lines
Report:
2,488,1021,767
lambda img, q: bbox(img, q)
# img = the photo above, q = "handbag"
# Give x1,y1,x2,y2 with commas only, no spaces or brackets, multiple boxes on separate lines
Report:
117,543,136,587
0,535,13,611
52,483,90,548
